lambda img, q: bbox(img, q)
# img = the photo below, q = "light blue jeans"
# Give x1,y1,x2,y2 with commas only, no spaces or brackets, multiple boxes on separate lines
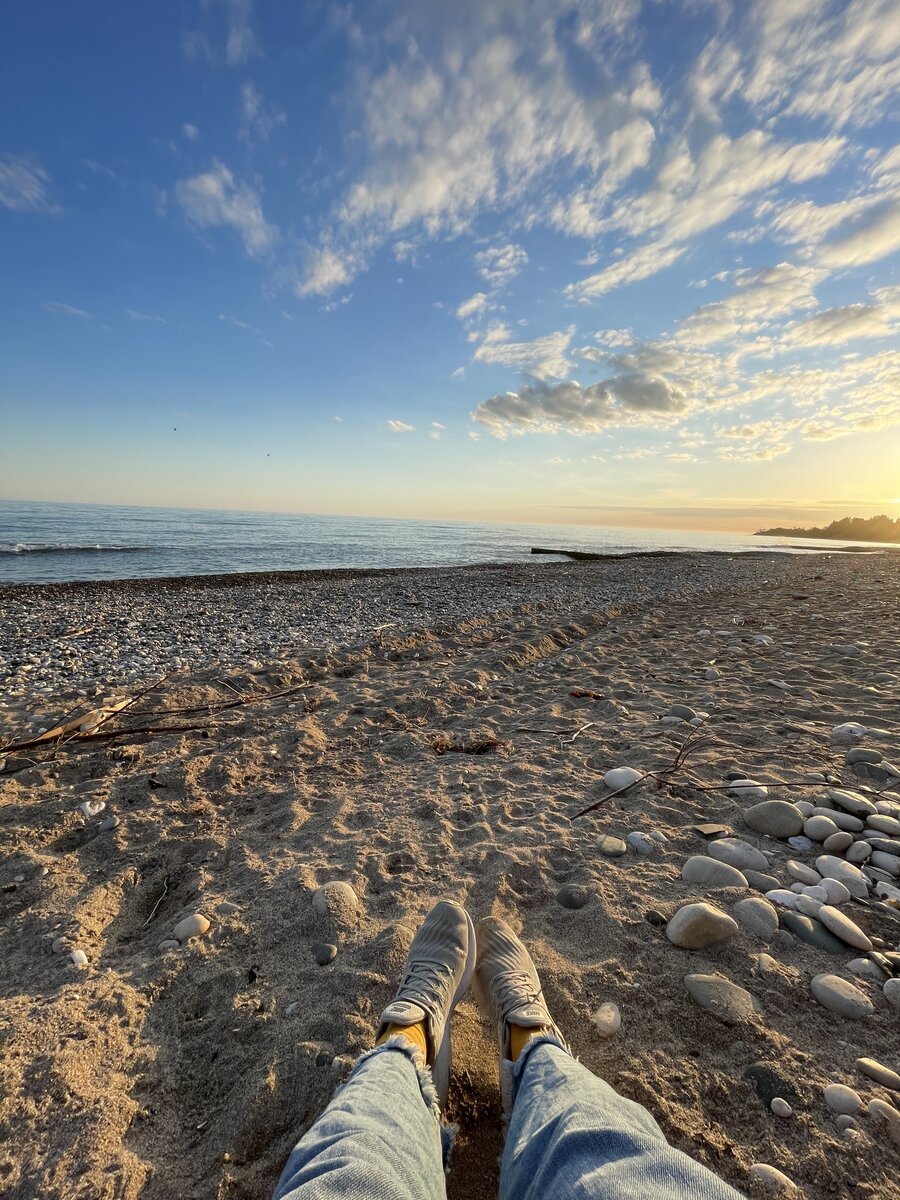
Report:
273,1035,745,1199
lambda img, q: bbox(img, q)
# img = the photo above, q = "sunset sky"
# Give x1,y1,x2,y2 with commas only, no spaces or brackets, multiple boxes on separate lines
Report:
2,0,899,530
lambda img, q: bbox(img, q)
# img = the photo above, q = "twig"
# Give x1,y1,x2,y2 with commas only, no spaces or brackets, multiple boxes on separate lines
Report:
560,722,596,744
143,876,170,927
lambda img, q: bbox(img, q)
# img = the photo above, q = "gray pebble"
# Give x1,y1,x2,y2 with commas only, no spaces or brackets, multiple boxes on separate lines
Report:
312,942,338,965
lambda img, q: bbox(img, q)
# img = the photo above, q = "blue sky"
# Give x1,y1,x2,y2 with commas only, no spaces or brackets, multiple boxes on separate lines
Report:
2,0,899,529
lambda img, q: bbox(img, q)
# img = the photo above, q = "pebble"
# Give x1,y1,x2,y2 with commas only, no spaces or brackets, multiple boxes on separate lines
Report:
733,898,779,941
778,911,846,953
684,973,758,1024
845,957,885,981
556,884,590,910
820,877,851,905
816,905,872,951
847,747,882,765
786,835,814,853
592,1001,621,1038
795,894,824,919
810,806,864,832
666,902,738,949
597,834,628,857
312,881,359,926
871,850,900,876
743,801,804,839
786,860,821,886
770,1097,792,1118
69,949,88,966
831,721,866,741
744,870,781,893
823,1083,861,1115
627,831,657,855
312,942,338,965
814,855,869,900
728,779,769,800
158,939,180,951
857,1057,900,1091
99,815,120,832
834,1114,856,1130
748,1163,797,1193
603,766,643,790
845,841,872,863
707,838,768,872
681,856,748,889
285,1001,302,1017
668,704,696,720
79,799,106,819
173,913,211,943
705,668,720,680
866,814,900,835
216,901,240,915
826,787,877,818
884,978,900,1009
764,889,799,909
810,973,874,1019
804,814,839,841
51,936,71,954
868,1099,900,1148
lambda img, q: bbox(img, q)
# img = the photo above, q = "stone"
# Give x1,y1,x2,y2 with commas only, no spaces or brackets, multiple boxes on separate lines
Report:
820,878,851,905
810,806,864,832
845,957,885,981
870,837,900,857
556,884,590,910
744,1062,798,1107
857,1057,900,1091
795,895,824,919
868,1099,900,1148
627,831,656,855
681,856,748,889
684,973,758,1024
312,881,359,926
831,722,867,742
871,850,900,876
816,905,872,951
158,939,180,951
770,1097,792,1118
693,823,731,838
99,815,120,832
666,902,738,949
743,801,804,839
845,841,872,863
604,766,643,790
823,1083,861,1115
216,901,240,915
786,860,821,886
765,889,799,909
312,942,338,965
867,813,900,835
592,1001,621,1038
804,815,839,841
78,799,106,819
708,838,769,871
826,787,877,818
744,870,781,893
728,779,769,800
668,704,697,720
597,834,628,857
882,978,900,1009
787,835,814,853
778,911,846,953
51,936,71,954
69,949,88,966
810,973,874,1019
733,898,779,941
834,1114,856,1131
795,801,815,818
847,747,882,765
749,1163,797,1193
173,913,211,943
814,855,869,900
705,668,720,681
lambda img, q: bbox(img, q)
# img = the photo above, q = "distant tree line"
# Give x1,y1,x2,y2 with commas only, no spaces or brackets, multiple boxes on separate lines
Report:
756,514,900,543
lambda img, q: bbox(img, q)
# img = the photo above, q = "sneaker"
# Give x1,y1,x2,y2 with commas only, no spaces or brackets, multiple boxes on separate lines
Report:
377,900,476,1106
474,915,565,1062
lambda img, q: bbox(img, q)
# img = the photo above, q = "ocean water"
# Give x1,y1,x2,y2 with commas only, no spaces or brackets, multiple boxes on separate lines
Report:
0,499,874,585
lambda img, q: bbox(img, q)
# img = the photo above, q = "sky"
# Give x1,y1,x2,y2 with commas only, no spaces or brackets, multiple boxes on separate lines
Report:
1,0,899,532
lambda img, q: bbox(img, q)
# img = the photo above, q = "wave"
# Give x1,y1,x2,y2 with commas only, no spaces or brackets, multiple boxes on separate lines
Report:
0,543,153,556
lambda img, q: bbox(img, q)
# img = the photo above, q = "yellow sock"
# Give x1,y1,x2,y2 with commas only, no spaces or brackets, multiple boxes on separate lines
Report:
377,1021,429,1061
509,1023,550,1062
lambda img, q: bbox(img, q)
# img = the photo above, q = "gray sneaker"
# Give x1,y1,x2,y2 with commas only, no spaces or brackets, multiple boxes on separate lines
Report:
474,916,566,1062
377,900,476,1106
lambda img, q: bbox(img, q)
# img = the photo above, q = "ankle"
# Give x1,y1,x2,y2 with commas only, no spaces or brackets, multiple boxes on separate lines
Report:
377,1020,429,1062
509,1023,551,1062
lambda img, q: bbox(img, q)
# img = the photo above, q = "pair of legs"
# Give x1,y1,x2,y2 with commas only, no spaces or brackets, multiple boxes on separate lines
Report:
273,903,744,1199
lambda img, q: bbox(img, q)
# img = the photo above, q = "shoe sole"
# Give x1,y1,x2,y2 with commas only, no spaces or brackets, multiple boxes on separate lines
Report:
432,907,477,1106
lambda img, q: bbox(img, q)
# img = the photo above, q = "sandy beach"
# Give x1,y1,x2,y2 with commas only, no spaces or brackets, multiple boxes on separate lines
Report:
1,551,899,1200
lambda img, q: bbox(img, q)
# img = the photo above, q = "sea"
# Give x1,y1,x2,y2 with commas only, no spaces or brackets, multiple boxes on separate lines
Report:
0,499,879,586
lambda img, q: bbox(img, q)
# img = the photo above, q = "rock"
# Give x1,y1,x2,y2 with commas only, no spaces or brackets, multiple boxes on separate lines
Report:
787,835,814,853
765,889,799,909
857,1057,900,1091
820,878,851,905
604,766,643,790
815,855,869,900
847,747,882,765
684,973,758,1024
778,911,846,953
666,902,738,949
770,1097,792,1118
312,881,359,926
846,957,886,981
755,952,778,973
824,1083,861,1115
743,801,804,839
173,913,211,943
870,837,900,857
693,823,732,837
810,806,864,832
810,973,874,1019
728,779,769,800
99,815,120,832
51,936,71,954
556,884,590,910
216,901,240,915
800,884,828,901
795,801,815,818
867,814,900,835
826,787,877,818
834,1114,856,1130
795,895,824,919
744,1062,798,1107
597,835,628,857
681,856,748,889
749,1163,797,1193
845,841,872,864
668,704,697,720
744,870,782,893
312,942,338,965
70,949,88,966
592,1001,621,1038
816,906,872,951
733,898,779,941
285,1001,301,1017
786,860,821,886
871,850,900,876
868,1099,900,1149
705,668,720,681
644,909,667,927
883,978,900,1009
626,831,656,855
708,838,769,871
158,939,180,951
804,815,839,841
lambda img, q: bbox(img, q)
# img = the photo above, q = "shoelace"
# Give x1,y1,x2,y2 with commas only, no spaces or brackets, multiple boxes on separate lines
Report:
396,958,453,1015
493,970,542,1016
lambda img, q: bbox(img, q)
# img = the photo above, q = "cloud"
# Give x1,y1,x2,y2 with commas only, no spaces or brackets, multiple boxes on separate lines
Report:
568,240,686,299
296,246,358,297
387,419,414,432
783,302,894,347
818,202,900,268
183,123,199,141
474,243,528,286
126,308,167,324
429,421,445,440
224,0,257,64
0,154,59,214
43,301,92,319
238,80,286,142
219,313,257,331
472,373,687,437
175,161,276,258
472,324,575,380
675,263,825,347
456,292,489,320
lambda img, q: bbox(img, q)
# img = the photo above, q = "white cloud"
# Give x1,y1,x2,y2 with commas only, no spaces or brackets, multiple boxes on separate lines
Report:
429,421,445,440
238,80,286,142
472,324,575,380
568,240,686,299
297,246,357,297
43,301,92,319
675,263,825,347
818,202,900,268
0,154,59,213
125,308,167,324
387,419,414,432
782,302,894,347
474,243,528,286
175,161,276,258
183,123,199,141
456,292,489,320
219,313,257,331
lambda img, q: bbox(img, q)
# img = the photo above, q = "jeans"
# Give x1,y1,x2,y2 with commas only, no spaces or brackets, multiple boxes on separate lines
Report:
273,1035,745,1199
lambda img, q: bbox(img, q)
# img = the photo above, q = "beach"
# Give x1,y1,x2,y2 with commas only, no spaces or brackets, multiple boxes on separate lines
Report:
1,551,899,1199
